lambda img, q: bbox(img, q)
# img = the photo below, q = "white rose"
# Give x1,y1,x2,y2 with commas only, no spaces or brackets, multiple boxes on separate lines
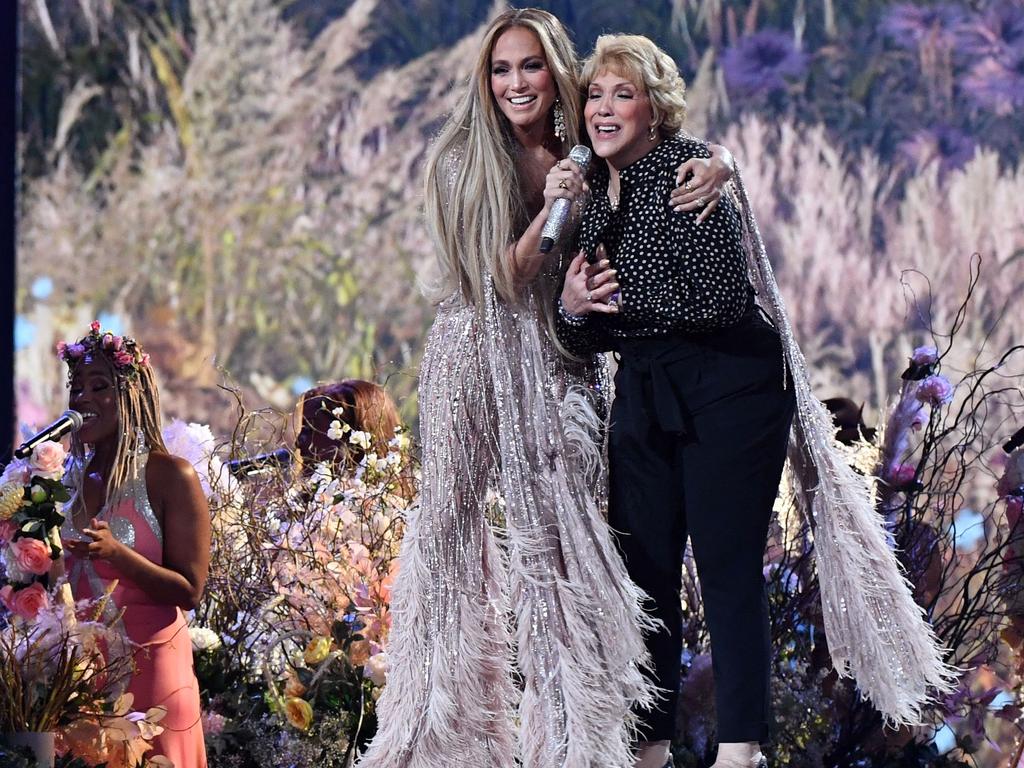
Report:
365,652,388,686
349,431,372,451
189,626,222,652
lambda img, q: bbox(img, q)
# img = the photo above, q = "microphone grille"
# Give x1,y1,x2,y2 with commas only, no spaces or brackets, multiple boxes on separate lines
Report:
569,144,592,172
63,409,84,430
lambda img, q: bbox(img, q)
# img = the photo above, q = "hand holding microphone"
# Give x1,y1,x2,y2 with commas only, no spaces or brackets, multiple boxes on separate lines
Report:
540,145,592,253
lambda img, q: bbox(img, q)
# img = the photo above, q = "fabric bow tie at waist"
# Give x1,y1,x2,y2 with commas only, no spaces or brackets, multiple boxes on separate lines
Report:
616,341,700,436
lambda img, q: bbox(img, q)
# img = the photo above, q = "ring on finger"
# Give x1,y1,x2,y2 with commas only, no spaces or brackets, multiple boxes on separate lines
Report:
586,291,593,303
697,195,707,206
558,179,569,190
684,180,693,191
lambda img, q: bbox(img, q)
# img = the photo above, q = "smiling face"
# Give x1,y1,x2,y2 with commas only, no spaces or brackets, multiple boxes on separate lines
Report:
68,357,120,445
490,26,557,137
585,69,658,169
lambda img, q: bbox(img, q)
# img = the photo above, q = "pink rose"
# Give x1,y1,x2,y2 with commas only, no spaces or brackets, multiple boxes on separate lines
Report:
12,536,54,576
911,346,938,366
916,375,954,406
29,441,66,479
4,582,49,620
55,341,67,357
0,520,17,543
67,343,86,359
114,350,134,367
90,320,101,332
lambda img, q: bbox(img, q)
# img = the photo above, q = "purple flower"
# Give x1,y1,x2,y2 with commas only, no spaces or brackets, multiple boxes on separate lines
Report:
899,125,977,173
911,345,939,366
916,374,955,406
722,30,809,98
879,3,966,51
883,461,918,487
954,1,1024,61
961,50,1024,113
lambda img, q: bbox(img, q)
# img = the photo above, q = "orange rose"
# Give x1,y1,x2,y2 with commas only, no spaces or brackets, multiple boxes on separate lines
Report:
349,639,371,667
284,675,307,698
284,697,314,731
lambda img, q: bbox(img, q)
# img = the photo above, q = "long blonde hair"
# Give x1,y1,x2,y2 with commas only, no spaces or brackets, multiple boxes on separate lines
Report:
423,8,582,308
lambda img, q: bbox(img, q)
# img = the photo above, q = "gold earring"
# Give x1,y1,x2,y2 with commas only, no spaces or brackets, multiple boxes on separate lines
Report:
648,125,657,141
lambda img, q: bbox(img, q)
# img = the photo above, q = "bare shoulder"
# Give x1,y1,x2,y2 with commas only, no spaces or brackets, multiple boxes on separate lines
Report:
145,451,201,489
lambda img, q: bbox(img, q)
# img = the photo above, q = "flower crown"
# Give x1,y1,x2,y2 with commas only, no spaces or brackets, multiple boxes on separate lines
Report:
57,321,151,384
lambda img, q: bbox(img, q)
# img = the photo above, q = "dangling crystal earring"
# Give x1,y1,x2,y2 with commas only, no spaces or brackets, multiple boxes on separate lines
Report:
127,428,146,457
553,99,566,142
648,124,658,141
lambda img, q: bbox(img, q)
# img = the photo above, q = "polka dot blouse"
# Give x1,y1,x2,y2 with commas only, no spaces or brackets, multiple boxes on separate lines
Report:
556,136,754,355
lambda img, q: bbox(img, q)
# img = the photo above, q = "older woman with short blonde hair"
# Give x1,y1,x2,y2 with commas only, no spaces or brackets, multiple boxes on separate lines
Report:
558,32,952,768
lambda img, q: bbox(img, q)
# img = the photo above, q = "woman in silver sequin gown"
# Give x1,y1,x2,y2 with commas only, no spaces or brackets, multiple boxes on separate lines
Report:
356,10,734,768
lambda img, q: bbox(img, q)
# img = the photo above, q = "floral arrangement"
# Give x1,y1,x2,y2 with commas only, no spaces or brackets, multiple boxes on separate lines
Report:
56,321,150,384
170,404,413,767
0,441,171,767
0,580,170,767
672,310,1023,766
1,440,71,618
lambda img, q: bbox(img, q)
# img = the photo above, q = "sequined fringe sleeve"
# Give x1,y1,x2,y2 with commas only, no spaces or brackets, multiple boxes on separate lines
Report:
731,169,957,726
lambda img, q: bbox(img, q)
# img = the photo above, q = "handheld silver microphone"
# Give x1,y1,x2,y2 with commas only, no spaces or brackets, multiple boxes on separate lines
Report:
540,145,592,254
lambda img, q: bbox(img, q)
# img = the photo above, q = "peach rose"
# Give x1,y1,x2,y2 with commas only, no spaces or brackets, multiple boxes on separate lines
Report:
12,536,54,575
5,582,50,620
29,440,66,480
349,639,371,667
284,697,314,731
284,675,307,698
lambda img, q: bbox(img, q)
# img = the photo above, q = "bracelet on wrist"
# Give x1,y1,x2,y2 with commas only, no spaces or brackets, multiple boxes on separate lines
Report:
557,297,587,327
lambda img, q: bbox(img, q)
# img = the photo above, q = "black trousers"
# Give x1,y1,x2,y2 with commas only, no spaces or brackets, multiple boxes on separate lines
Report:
608,311,795,743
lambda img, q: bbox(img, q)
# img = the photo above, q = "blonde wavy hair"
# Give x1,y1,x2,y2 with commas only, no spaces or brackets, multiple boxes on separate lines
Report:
581,34,687,138
422,8,582,308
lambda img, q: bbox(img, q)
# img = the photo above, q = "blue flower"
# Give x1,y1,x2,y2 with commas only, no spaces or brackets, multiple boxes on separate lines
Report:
961,49,1024,113
722,30,809,99
954,0,1024,61
879,3,966,51
899,124,977,174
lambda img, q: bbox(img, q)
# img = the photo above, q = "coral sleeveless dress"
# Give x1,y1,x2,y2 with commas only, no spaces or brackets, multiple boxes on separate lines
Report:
64,451,207,768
